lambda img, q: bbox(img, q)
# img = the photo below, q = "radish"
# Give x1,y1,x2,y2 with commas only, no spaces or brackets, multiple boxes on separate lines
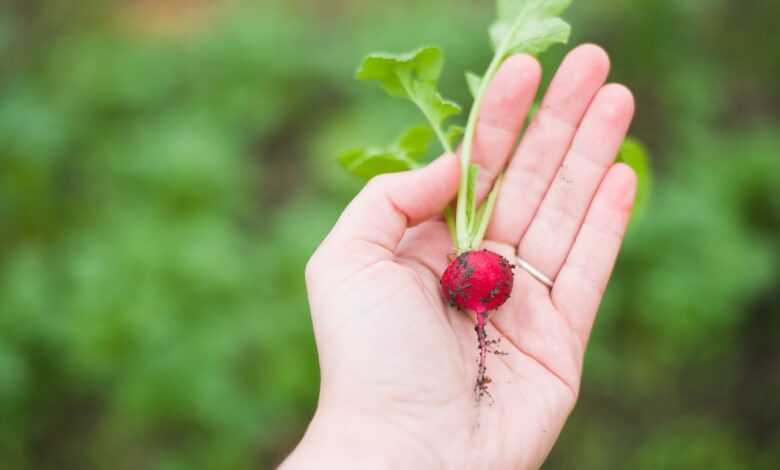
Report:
339,0,578,402
441,249,514,399
441,250,514,316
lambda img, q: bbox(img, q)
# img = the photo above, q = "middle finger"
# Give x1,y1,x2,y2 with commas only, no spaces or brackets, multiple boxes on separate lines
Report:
487,44,611,245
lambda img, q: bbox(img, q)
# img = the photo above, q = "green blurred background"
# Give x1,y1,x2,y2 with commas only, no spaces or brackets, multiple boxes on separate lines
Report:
1,0,779,468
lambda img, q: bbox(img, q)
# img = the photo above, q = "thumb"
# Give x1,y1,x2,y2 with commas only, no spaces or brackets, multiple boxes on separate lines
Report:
326,153,459,255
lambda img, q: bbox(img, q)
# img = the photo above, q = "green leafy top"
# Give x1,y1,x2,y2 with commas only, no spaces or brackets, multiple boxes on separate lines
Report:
338,126,434,179
355,47,444,97
339,0,650,254
465,71,483,98
490,0,572,56
356,47,461,155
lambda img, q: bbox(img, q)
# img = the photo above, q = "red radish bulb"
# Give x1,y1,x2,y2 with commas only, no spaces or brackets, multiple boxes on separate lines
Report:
440,249,514,315
440,249,515,401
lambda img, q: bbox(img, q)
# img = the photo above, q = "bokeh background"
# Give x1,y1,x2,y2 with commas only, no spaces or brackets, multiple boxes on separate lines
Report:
1,0,779,468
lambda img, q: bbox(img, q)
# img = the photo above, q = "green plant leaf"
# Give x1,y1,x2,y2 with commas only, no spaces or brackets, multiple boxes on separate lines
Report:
466,71,483,98
339,125,434,179
445,206,457,243
618,137,652,218
356,47,444,97
470,173,504,249
413,82,462,125
465,163,480,238
356,46,460,153
490,0,573,56
446,125,465,150
398,125,436,159
338,148,415,178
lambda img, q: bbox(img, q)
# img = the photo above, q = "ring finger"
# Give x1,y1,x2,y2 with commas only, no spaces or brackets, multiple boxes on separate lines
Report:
516,83,635,282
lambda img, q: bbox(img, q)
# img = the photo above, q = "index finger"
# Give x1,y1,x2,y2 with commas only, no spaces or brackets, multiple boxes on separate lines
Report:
470,54,541,200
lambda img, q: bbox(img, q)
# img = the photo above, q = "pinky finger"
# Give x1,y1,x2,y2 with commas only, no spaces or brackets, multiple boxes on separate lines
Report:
551,163,637,345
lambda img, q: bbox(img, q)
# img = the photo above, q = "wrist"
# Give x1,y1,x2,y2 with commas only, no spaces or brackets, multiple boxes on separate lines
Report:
280,406,446,470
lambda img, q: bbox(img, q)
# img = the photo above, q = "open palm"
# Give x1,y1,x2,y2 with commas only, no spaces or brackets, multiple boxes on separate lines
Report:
292,45,636,470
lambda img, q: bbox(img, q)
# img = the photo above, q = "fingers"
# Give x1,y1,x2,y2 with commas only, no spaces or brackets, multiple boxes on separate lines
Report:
324,154,460,258
488,44,611,244
552,163,637,344
470,54,541,199
516,83,635,281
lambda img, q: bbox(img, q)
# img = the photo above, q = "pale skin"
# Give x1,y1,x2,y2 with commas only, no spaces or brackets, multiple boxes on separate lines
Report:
282,44,637,470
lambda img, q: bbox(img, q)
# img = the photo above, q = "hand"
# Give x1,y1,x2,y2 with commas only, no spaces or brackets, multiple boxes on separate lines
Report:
282,44,636,470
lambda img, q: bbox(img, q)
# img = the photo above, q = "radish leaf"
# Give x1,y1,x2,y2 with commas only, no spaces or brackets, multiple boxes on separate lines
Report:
490,0,572,57
470,172,504,249
465,163,480,236
399,125,437,160
356,47,444,97
466,71,483,98
339,125,434,178
339,149,418,178
618,137,652,218
447,125,465,149
412,82,462,128
356,47,461,154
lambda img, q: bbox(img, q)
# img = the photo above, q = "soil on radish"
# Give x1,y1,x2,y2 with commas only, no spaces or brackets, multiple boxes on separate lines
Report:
440,249,514,402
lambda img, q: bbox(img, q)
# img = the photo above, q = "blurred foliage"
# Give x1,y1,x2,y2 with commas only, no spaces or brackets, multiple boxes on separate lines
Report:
0,0,778,469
